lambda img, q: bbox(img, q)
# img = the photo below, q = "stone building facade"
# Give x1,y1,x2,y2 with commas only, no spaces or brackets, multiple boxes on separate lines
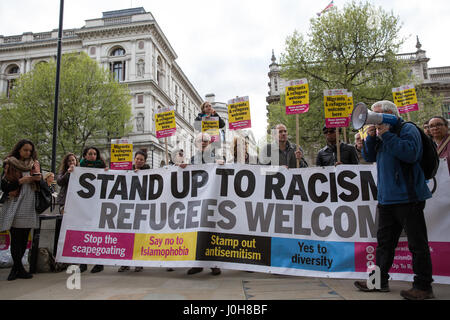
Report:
0,7,204,167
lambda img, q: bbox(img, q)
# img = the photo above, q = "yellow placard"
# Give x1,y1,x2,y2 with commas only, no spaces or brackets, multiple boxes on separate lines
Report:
347,92,354,116
393,87,418,107
285,79,310,114
110,143,133,163
324,90,348,118
201,118,220,136
155,110,176,131
228,96,251,130
133,232,197,261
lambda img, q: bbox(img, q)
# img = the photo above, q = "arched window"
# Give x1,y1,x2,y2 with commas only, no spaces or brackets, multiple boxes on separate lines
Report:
109,47,126,82
8,65,20,74
6,64,20,98
111,48,125,56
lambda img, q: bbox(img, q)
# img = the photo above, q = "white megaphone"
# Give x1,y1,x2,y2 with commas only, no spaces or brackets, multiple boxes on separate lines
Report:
351,102,399,130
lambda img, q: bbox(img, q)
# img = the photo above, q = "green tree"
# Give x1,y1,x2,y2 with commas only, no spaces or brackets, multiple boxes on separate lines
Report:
0,52,132,169
268,0,441,158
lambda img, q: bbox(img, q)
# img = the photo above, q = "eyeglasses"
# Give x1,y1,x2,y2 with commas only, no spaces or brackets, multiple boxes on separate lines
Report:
429,123,445,129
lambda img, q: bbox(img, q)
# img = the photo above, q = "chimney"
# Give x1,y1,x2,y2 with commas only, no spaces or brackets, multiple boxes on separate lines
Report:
205,93,215,103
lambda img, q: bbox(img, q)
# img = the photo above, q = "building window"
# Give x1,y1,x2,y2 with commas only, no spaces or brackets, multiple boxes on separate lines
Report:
112,61,125,82
6,79,16,98
137,94,144,104
8,65,20,74
111,48,125,56
6,64,20,98
109,47,126,82
442,103,450,120
138,41,145,50
157,56,164,88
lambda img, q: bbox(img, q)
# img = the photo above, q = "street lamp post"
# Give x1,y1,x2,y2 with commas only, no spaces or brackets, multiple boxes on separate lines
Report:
150,144,155,168
51,0,64,174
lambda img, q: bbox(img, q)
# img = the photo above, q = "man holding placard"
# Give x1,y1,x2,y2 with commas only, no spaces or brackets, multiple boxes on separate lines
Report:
260,124,308,168
316,126,359,166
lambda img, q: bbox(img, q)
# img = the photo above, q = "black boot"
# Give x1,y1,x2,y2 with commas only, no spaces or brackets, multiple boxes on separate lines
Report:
16,266,33,279
7,267,18,281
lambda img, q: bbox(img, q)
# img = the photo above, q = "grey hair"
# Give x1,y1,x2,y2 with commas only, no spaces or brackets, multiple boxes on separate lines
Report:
370,100,399,117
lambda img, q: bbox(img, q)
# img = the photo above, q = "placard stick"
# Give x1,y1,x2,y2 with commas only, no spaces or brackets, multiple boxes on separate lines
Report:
407,112,411,121
343,127,347,143
164,137,169,164
296,114,300,168
336,128,341,164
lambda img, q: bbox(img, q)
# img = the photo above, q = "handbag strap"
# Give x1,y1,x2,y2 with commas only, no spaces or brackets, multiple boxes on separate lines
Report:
437,135,450,156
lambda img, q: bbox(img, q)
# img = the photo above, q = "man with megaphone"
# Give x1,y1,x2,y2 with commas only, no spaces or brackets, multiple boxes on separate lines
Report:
352,100,434,300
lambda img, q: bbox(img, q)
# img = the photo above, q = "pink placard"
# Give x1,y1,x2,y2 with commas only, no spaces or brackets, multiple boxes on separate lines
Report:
62,230,135,260
325,117,350,128
229,120,251,130
398,103,419,114
286,104,310,115
156,128,176,139
0,233,10,251
110,162,133,170
354,241,450,276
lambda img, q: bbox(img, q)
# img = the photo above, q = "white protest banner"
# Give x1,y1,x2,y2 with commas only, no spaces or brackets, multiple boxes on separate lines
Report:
56,160,450,284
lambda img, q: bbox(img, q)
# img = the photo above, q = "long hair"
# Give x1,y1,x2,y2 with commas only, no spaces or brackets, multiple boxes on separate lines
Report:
6,139,38,161
82,146,103,161
58,152,79,174
200,101,211,113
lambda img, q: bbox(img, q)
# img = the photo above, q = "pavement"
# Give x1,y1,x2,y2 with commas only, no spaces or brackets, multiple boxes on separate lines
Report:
1,215,450,301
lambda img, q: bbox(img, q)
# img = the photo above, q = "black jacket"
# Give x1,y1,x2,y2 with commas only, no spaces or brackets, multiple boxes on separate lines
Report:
316,142,359,166
261,141,308,168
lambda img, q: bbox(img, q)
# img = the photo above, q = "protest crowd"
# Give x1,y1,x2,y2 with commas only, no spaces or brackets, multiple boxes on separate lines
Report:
0,98,449,301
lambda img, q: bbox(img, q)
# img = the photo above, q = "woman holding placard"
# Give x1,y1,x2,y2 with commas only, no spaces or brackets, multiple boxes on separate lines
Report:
194,101,225,132
79,146,107,273
118,149,150,273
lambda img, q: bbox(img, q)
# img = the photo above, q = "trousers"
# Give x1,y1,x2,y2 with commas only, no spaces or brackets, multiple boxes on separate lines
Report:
375,201,433,290
9,227,31,272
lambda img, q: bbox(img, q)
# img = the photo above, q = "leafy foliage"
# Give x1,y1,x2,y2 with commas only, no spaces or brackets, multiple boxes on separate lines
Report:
267,0,442,161
0,52,132,169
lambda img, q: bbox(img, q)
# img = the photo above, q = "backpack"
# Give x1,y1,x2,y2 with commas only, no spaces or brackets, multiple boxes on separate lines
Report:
396,121,439,180
28,248,67,273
